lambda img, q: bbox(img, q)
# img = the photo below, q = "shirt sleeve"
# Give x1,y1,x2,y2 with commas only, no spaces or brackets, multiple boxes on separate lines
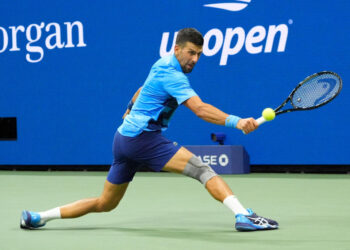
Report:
163,73,198,105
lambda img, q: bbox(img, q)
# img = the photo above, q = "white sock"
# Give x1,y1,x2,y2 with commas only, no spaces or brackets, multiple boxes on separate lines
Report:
38,207,61,224
223,195,249,215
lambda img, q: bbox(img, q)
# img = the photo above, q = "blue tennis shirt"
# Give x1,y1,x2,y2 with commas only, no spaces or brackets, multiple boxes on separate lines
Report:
118,55,198,137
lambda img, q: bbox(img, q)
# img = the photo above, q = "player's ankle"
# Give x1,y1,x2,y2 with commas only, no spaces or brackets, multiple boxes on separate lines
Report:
223,195,249,215
38,207,61,223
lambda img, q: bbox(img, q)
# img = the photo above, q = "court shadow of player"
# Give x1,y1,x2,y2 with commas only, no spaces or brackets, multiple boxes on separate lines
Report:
40,226,271,243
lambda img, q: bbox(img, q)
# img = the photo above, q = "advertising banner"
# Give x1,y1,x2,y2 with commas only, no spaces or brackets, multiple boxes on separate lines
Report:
0,1,349,165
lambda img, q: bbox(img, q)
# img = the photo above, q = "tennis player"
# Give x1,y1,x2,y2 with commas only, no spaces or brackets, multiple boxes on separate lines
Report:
20,28,278,231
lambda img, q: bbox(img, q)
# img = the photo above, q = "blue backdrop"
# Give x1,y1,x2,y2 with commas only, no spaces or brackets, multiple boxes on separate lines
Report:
1,0,349,165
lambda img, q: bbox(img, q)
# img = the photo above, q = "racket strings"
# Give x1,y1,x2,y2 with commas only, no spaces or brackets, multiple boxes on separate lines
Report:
291,74,341,108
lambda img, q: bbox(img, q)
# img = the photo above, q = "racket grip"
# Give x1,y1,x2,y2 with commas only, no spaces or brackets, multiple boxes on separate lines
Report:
256,116,267,125
242,116,266,134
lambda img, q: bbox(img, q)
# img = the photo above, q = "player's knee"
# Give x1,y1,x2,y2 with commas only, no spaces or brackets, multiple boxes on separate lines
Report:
182,155,218,186
96,198,119,212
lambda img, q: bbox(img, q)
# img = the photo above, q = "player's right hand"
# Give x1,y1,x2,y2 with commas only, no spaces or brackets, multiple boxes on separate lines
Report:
236,118,258,134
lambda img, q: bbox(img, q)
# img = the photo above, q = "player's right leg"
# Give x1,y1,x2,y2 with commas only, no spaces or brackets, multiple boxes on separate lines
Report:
20,180,129,229
20,131,137,230
60,180,129,218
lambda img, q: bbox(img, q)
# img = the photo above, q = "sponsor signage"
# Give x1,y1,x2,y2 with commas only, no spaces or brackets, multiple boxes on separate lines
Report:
185,145,250,174
0,0,347,165
0,21,86,63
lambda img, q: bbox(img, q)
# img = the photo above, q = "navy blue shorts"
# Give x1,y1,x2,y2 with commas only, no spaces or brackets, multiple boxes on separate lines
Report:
107,130,181,184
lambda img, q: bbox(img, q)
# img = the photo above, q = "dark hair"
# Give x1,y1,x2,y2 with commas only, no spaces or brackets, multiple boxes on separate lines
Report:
176,28,203,47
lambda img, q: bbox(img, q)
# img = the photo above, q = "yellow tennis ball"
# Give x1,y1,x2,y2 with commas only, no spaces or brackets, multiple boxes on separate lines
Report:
262,108,275,121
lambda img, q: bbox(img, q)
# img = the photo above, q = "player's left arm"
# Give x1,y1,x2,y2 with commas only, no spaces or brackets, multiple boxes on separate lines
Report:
183,95,258,134
122,87,142,119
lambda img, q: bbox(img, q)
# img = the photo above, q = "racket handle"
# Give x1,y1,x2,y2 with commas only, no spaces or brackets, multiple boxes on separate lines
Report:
242,116,267,134
256,116,267,125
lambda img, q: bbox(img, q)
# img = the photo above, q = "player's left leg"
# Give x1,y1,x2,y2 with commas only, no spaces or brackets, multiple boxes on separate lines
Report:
162,147,233,201
162,146,279,231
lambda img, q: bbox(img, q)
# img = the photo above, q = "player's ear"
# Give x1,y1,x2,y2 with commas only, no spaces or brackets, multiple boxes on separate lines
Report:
174,44,180,55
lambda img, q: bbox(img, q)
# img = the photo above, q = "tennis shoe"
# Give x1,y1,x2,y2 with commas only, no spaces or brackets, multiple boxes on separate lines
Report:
235,208,278,231
20,210,46,229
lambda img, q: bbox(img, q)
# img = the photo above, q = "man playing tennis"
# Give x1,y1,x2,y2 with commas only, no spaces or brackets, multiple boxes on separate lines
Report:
21,28,278,231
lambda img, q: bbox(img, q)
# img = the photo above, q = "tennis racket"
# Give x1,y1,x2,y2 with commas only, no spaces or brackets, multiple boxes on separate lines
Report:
255,71,342,126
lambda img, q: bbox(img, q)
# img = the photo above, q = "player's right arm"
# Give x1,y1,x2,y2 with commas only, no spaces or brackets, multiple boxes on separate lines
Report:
122,87,142,119
183,95,258,134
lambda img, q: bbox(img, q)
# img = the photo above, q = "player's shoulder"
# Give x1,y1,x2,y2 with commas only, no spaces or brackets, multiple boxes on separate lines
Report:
147,56,189,89
152,56,173,73
153,55,172,67
155,56,187,77
153,55,179,70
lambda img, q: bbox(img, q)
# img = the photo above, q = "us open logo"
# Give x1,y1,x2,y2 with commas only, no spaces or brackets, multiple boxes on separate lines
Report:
160,0,291,66
204,0,251,12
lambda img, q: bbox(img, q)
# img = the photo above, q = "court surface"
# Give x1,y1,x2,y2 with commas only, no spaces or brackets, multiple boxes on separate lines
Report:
1,171,349,250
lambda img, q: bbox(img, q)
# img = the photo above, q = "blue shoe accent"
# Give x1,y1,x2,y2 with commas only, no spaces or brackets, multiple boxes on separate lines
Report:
235,208,278,231
20,210,46,229
246,208,254,215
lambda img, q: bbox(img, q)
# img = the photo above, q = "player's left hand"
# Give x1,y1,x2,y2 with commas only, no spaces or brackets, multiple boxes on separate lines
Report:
236,118,258,134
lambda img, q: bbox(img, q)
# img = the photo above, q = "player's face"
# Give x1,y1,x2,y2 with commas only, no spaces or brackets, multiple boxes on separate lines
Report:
174,42,203,73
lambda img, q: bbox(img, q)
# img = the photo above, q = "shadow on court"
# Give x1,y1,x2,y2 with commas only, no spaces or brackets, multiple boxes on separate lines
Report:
38,225,279,242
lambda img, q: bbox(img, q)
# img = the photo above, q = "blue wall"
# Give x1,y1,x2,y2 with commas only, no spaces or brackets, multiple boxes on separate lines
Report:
1,0,349,165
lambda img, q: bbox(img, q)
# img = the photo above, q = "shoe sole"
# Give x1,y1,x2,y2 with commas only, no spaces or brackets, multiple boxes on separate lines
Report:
20,222,35,230
235,222,278,232
235,222,257,231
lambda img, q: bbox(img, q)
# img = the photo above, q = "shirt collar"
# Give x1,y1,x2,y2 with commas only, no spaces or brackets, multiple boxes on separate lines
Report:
170,54,183,72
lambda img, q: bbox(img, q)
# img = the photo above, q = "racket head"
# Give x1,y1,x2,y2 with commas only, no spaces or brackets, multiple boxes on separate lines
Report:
290,71,342,109
275,71,342,115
